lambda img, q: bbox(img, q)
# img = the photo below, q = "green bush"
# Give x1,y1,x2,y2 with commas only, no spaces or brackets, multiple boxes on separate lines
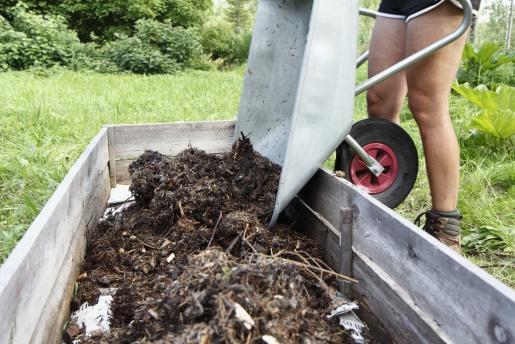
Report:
101,36,179,74
200,19,234,60
0,3,81,71
0,0,212,41
200,19,252,64
98,19,202,74
228,30,252,64
134,19,202,65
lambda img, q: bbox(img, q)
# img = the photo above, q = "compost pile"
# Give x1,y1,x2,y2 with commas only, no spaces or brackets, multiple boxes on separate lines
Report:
67,137,352,344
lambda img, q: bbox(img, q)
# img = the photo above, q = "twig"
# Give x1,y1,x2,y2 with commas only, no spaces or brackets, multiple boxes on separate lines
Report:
226,233,243,253
480,262,515,269
207,211,223,248
304,268,331,295
136,238,160,250
273,253,358,283
243,238,258,253
241,224,258,253
297,250,333,270
178,202,185,217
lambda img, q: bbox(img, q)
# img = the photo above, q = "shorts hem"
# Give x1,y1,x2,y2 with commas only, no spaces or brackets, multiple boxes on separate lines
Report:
406,0,480,22
406,0,445,22
376,12,407,19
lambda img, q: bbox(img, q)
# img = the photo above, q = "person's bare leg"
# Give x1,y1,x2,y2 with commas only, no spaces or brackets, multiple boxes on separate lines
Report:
405,2,467,212
367,17,407,124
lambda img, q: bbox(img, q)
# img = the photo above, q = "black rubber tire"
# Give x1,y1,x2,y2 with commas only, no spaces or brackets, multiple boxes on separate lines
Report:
335,118,419,208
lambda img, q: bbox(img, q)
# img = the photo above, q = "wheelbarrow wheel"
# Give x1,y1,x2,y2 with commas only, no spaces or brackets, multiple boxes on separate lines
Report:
335,118,418,208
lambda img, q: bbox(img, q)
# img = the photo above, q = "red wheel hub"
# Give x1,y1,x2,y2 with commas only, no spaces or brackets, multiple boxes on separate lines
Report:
350,143,399,194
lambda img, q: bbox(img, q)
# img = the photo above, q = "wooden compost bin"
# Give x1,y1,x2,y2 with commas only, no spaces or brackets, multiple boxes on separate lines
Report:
0,120,514,344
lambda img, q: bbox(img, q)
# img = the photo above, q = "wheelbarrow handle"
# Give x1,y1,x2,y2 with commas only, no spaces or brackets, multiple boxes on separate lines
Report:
354,0,473,96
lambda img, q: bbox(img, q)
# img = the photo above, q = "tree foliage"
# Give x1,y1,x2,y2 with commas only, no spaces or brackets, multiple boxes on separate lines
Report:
0,0,212,40
477,0,514,48
224,0,253,33
200,17,251,63
99,19,203,74
0,3,81,71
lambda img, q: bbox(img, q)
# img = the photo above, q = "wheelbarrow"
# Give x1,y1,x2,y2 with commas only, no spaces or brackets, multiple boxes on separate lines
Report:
236,0,473,225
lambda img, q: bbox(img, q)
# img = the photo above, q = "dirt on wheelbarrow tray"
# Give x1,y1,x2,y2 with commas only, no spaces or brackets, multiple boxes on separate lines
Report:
65,137,360,344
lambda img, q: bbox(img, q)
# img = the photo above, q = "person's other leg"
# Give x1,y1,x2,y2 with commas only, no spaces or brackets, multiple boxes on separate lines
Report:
367,17,407,124
405,2,467,212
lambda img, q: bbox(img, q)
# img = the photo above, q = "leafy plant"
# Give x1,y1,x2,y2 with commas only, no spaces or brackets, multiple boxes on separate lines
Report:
457,42,515,87
101,36,179,74
453,83,515,140
0,3,81,71
462,225,515,254
227,30,252,64
200,19,234,60
225,0,254,33
200,17,252,65
0,0,212,41
133,19,202,66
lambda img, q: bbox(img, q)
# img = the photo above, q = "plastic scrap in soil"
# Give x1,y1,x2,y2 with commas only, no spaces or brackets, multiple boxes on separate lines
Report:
328,299,366,344
70,288,116,339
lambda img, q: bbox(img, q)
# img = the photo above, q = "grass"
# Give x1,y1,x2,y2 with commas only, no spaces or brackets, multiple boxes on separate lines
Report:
0,68,243,262
0,68,513,287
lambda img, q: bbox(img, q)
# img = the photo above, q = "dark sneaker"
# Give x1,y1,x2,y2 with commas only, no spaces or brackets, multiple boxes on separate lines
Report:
415,209,462,253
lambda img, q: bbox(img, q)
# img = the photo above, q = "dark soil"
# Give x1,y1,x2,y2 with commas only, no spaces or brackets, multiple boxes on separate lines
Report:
66,137,352,344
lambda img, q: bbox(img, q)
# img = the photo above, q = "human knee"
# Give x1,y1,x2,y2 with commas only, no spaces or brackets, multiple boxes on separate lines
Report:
408,90,447,129
367,88,403,119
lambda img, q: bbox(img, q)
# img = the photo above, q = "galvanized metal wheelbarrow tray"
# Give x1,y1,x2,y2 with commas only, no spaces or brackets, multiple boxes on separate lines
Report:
237,0,473,225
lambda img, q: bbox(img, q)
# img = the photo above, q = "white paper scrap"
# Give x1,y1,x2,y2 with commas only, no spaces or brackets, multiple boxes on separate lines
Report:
233,302,255,330
327,301,359,319
108,185,133,204
339,312,366,344
166,252,176,263
262,335,280,344
328,300,366,344
71,291,115,336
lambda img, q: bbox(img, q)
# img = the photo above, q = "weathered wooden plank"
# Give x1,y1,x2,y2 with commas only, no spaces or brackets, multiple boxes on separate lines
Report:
284,198,342,272
107,121,236,185
299,168,515,344
339,207,354,294
0,129,111,344
114,159,135,185
353,251,448,344
110,120,235,159
107,126,117,186
288,187,438,341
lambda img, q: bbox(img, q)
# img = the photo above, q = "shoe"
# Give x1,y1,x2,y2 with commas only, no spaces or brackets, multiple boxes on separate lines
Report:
415,209,462,253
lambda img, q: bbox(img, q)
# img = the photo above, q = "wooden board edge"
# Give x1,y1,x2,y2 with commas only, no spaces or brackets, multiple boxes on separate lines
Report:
0,127,108,285
105,120,237,185
103,119,236,130
33,167,111,344
299,168,515,343
353,251,449,344
287,191,447,342
0,128,111,344
106,126,117,186
283,198,342,273
109,119,236,157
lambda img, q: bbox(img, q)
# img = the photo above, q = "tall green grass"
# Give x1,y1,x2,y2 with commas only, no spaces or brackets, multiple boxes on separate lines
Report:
0,69,513,287
0,69,243,261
